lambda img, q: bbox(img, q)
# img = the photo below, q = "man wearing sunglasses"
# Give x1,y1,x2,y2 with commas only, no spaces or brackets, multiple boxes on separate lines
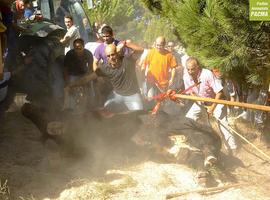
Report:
66,40,144,112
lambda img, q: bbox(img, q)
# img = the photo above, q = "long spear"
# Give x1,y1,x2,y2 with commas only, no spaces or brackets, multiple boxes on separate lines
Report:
173,94,270,112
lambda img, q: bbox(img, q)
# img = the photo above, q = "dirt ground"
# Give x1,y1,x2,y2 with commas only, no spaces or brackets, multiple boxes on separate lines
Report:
0,104,270,200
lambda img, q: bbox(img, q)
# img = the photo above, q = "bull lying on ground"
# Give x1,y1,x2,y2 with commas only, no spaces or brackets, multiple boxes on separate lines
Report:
132,113,222,185
21,103,222,186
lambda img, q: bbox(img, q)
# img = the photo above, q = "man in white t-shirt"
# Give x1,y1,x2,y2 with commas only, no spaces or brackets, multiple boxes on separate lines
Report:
60,14,80,54
183,57,237,152
167,41,185,90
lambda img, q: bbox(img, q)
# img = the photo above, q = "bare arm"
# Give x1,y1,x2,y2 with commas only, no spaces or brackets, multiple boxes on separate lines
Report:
125,40,144,52
67,72,98,88
93,57,99,71
117,39,144,54
169,68,176,86
207,90,223,114
60,27,78,45
60,35,71,45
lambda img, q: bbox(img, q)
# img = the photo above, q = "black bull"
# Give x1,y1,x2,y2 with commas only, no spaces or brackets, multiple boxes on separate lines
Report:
22,103,221,175
8,34,111,112
11,34,221,184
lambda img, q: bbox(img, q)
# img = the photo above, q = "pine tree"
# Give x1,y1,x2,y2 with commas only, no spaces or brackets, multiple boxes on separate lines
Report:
141,0,270,88
83,0,177,44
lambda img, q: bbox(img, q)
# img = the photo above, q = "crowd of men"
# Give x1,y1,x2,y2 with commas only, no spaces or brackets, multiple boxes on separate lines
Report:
1,1,270,157
58,16,240,153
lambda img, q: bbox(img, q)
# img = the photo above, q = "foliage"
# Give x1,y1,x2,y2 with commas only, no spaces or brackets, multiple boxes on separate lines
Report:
83,0,177,46
83,0,122,26
141,0,270,87
140,16,177,45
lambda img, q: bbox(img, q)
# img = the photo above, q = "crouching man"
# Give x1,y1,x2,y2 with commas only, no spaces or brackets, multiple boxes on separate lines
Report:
66,41,144,112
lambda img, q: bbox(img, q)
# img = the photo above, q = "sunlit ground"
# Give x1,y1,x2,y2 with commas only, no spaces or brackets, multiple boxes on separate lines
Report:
43,161,268,200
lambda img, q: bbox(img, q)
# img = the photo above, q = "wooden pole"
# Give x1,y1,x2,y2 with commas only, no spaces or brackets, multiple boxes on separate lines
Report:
216,118,270,161
166,182,247,199
173,94,270,112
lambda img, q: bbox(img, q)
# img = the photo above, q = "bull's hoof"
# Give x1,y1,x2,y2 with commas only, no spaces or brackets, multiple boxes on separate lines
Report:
47,121,64,136
196,171,209,187
204,155,218,168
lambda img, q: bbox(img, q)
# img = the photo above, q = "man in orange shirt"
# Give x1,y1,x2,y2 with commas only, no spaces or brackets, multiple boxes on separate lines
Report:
142,36,177,99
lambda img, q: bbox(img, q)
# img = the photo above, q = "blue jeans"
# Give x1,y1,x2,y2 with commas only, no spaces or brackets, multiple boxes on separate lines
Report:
104,91,143,111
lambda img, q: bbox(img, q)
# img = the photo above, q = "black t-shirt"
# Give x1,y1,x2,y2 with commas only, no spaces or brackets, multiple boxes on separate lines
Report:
64,49,93,76
96,57,140,96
